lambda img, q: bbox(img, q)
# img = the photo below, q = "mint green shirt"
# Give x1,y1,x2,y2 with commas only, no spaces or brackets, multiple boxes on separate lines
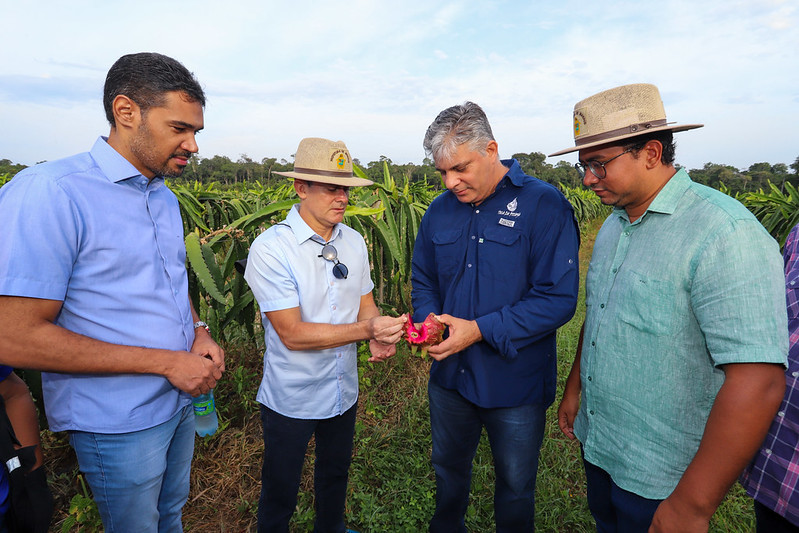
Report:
574,169,788,499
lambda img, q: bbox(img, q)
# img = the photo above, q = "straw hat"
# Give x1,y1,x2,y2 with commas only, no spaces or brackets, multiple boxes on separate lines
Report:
274,137,373,186
549,83,703,156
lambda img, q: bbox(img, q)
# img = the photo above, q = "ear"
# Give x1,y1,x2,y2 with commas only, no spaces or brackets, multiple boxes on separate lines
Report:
111,95,140,130
485,140,499,160
642,140,663,169
294,179,308,199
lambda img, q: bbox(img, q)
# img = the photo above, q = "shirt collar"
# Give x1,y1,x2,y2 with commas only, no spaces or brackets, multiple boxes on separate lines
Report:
284,204,342,245
89,137,146,183
502,159,527,188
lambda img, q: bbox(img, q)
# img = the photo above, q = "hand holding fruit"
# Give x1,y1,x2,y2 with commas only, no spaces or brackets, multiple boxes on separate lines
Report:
403,312,446,356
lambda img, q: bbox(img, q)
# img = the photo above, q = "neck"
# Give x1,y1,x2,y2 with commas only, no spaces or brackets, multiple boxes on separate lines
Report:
625,166,677,222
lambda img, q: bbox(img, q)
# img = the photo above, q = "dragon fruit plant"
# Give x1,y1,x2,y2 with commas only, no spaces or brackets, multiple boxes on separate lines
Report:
403,312,445,356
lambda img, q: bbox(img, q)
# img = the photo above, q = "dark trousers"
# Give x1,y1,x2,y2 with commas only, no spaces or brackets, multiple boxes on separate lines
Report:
755,500,799,532
257,403,357,533
583,457,662,533
428,380,546,533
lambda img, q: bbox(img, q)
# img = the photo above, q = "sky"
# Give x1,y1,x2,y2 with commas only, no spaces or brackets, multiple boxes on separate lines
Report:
1,0,797,172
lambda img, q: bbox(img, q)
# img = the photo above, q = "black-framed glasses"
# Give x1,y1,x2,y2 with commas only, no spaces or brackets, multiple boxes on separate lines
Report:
319,244,349,279
575,148,634,180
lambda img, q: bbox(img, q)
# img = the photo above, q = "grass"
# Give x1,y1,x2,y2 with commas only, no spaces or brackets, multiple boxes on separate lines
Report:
44,216,757,532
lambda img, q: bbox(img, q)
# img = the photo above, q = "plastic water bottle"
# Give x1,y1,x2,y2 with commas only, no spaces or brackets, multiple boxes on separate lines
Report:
193,390,218,436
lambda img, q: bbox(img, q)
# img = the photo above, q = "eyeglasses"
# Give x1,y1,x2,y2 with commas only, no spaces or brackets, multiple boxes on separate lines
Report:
575,148,634,180
319,244,349,279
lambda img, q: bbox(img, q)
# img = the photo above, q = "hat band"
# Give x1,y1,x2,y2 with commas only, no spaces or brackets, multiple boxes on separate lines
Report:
294,166,353,178
576,119,669,146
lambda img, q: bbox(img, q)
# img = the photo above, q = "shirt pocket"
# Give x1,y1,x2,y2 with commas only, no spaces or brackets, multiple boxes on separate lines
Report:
432,228,465,278
617,270,677,336
478,226,524,281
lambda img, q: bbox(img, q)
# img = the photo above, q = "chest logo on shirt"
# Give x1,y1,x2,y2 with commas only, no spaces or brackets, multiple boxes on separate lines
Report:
498,197,521,218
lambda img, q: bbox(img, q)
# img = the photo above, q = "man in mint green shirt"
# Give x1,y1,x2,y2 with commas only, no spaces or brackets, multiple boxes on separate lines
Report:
552,84,788,532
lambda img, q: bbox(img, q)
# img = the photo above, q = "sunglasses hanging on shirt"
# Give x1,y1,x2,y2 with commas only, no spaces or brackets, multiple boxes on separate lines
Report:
318,243,349,280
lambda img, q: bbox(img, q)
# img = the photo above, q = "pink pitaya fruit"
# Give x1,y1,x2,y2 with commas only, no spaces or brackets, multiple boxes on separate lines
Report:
403,312,445,356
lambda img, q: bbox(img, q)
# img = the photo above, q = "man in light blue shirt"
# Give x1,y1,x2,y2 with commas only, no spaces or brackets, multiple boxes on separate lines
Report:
0,53,224,532
553,84,787,532
244,137,406,533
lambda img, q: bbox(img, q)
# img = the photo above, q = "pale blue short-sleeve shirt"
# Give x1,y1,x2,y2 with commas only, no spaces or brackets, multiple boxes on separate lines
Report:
244,204,374,419
575,169,788,499
0,137,194,433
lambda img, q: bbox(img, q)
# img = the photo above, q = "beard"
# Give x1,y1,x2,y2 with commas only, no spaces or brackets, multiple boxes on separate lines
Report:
129,119,191,178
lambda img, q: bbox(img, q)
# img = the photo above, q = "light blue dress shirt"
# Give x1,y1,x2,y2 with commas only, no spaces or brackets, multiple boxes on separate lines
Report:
575,169,787,499
244,205,374,419
0,137,194,433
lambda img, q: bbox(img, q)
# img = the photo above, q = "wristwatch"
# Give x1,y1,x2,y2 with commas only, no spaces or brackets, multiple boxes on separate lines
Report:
193,320,210,333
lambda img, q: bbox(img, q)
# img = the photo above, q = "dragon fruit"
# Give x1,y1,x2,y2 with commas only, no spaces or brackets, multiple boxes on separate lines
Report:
403,312,445,356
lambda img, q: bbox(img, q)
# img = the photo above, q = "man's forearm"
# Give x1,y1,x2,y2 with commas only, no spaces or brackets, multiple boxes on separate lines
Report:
658,363,784,523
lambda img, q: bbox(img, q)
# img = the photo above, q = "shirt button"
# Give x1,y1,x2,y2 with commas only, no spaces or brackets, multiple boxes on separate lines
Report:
460,369,465,374
612,268,617,273
766,449,772,455
778,411,785,417
330,282,334,287
793,372,799,378
568,259,574,264
600,304,605,309
587,376,592,381
591,341,596,346
471,235,476,240
467,263,472,268
475,209,480,213
332,305,337,310
589,410,595,415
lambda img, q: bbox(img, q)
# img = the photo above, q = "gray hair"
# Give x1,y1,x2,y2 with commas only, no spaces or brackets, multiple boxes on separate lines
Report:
423,101,496,162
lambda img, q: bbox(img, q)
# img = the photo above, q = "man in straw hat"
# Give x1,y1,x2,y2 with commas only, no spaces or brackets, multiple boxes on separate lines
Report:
553,83,788,531
244,137,406,533
412,102,580,532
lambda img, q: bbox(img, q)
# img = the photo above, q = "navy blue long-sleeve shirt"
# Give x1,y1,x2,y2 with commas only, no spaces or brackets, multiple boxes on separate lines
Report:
411,159,579,408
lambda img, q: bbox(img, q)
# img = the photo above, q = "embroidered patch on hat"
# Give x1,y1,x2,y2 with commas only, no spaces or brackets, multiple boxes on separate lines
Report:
330,149,350,169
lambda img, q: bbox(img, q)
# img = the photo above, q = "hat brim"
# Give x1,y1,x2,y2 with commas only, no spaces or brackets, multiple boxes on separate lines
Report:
548,123,704,157
273,170,373,187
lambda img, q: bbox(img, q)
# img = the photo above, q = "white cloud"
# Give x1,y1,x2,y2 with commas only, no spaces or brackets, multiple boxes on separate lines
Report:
1,0,797,170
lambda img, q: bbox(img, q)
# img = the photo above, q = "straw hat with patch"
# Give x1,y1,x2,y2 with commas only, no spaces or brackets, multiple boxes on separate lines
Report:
549,83,703,157
274,137,373,187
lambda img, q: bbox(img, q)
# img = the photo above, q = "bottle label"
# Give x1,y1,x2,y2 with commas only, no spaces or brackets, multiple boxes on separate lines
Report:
193,398,215,416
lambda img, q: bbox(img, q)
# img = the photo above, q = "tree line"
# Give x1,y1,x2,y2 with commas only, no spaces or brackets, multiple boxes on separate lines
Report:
3,153,799,195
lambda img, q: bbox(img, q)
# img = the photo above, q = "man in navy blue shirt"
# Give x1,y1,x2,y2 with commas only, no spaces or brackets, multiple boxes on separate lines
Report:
412,101,579,532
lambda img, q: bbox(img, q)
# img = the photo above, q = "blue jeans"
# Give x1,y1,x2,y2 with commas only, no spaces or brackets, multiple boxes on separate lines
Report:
258,403,357,533
69,403,195,533
583,457,662,533
428,380,546,533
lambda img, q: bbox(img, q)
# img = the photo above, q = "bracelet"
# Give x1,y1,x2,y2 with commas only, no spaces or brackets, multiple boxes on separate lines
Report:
193,320,210,333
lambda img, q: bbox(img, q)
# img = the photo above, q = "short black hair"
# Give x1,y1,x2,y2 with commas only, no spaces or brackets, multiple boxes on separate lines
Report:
623,131,676,166
103,52,206,127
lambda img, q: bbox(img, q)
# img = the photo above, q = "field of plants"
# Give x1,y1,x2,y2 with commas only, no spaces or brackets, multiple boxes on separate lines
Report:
1,164,798,531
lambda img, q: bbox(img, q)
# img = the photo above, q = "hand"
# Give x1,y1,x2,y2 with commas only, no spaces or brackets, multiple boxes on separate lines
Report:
557,388,580,440
190,329,226,372
368,339,396,362
649,495,710,533
426,314,481,361
369,315,407,345
164,350,223,397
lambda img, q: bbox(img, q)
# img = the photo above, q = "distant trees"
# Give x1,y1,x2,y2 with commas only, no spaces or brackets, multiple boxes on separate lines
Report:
2,153,797,197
